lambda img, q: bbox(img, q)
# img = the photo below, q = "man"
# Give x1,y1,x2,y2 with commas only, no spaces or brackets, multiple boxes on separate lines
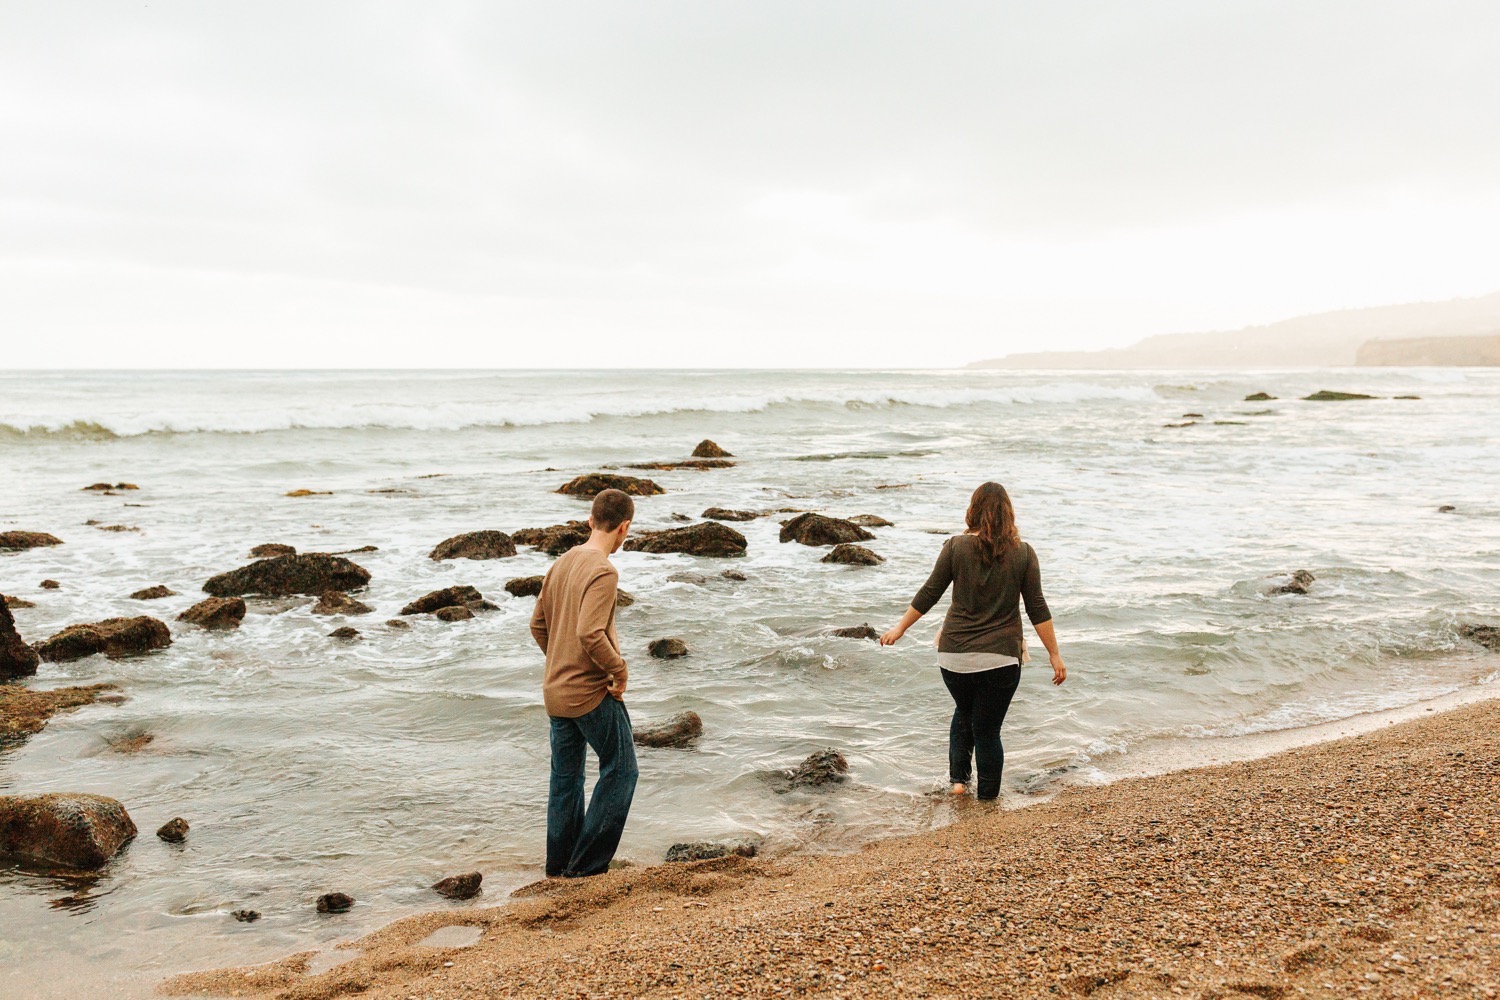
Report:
530,488,638,878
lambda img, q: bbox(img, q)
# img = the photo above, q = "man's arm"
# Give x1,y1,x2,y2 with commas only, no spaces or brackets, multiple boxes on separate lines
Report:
578,570,628,696
529,581,550,653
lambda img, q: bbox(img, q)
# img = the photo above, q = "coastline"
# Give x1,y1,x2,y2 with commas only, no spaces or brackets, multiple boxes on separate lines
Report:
160,689,1499,999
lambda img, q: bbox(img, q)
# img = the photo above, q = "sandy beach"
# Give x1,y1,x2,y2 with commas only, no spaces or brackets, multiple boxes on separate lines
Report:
158,696,1498,1000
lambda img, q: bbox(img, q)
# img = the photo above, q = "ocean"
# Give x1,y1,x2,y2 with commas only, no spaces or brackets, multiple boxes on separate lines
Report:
1,368,1497,996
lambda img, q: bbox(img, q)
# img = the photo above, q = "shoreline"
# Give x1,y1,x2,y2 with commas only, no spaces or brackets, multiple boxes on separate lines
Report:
159,687,1499,999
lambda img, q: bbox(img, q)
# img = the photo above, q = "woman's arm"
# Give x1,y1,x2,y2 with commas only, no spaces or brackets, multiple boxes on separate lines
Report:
880,605,923,646
1032,618,1066,685
882,539,955,645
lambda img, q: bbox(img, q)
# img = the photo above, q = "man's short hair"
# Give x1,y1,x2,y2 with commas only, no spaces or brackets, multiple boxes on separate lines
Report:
591,489,635,531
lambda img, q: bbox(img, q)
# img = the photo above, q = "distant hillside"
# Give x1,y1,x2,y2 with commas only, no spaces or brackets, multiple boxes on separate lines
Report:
1357,334,1500,366
969,293,1500,369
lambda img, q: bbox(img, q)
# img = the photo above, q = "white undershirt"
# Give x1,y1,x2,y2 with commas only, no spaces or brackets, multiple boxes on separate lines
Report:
936,650,1020,674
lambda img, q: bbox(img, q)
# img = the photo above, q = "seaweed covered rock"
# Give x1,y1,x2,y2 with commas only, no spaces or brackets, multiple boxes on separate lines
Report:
4,596,35,609
204,553,370,598
702,508,758,522
129,585,177,600
178,597,246,630
434,605,474,622
36,617,172,662
624,522,747,558
783,749,849,789
1459,624,1500,651
0,532,63,551
555,474,664,499
316,892,354,913
665,840,757,862
1273,570,1316,595
629,459,735,471
429,530,516,561
822,544,884,566
400,586,485,616
692,439,733,459
0,793,137,869
633,711,703,749
829,623,879,640
328,627,361,640
0,599,40,680
156,817,189,843
648,638,689,659
848,514,894,527
1303,390,1378,401
249,543,296,558
432,871,483,899
505,576,544,598
1243,392,1277,401
779,513,874,547
512,521,592,557
312,591,373,616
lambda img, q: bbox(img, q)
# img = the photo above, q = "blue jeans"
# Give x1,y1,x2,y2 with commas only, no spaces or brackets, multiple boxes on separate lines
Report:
547,696,638,877
940,665,1021,800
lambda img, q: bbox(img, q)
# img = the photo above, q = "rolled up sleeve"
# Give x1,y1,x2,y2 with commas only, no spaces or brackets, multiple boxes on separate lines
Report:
911,537,956,615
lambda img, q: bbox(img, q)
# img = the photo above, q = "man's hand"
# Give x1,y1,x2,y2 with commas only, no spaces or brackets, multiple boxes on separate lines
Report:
879,625,905,646
1050,652,1067,686
607,670,627,701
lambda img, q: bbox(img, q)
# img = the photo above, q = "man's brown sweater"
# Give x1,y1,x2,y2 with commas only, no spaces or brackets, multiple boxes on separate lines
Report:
530,545,628,718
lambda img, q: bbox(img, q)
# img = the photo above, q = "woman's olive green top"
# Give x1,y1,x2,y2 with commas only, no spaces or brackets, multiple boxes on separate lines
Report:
911,533,1051,659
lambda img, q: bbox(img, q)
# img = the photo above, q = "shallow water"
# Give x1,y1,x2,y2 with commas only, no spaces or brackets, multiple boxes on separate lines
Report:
0,368,1497,997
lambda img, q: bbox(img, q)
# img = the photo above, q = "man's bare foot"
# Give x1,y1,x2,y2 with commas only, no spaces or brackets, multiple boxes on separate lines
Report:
950,783,968,795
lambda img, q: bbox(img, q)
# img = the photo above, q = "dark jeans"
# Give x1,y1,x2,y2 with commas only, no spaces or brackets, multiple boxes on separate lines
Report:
940,665,1021,800
547,696,638,878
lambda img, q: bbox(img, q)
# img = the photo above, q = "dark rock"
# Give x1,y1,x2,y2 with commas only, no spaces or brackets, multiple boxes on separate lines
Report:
432,871,483,899
1182,412,1204,418
0,793,137,869
311,591,373,616
1437,505,1457,513
666,840,757,863
829,623,879,640
401,586,484,615
0,532,63,551
1,600,40,679
4,596,36,609
232,909,261,923
556,474,664,499
1274,570,1316,595
822,544,884,566
129,585,177,600
156,817,189,843
666,572,709,585
249,543,296,558
1163,421,1197,428
204,553,371,598
721,569,748,581
633,711,703,749
649,638,689,659
670,512,693,522
429,530,517,561
434,605,474,622
702,508,758,522
36,617,172,662
784,749,849,789
328,627,361,640
1213,420,1247,426
630,459,735,471
616,590,635,608
1459,624,1500,651
1,684,117,742
505,576,544,598
1394,394,1422,400
331,545,379,555
848,514,894,528
624,522,748,558
512,521,592,557
316,892,354,914
386,619,410,630
1243,392,1277,401
692,440,733,458
779,513,875,547
83,483,114,492
178,597,246,630
284,489,332,497
1303,390,1378,401
40,580,60,589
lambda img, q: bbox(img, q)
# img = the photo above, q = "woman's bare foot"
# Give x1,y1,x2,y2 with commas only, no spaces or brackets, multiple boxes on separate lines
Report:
950,783,968,796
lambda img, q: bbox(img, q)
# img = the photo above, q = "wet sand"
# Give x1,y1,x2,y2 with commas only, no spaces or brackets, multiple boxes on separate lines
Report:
160,696,1498,999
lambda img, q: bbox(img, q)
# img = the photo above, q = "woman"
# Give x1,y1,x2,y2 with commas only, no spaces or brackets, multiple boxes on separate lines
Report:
880,482,1065,800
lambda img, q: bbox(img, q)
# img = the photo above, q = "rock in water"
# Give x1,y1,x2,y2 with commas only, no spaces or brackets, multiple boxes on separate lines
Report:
829,624,879,640
0,793,137,869
316,892,354,913
249,543,296,558
156,817,189,843
386,619,411,630
311,591,373,616
505,576,544,598
721,569,748,581
1243,392,1277,401
0,600,40,680
666,840,757,862
512,521,593,557
328,627,361,640
822,544,884,566
779,513,875,546
692,439,733,458
633,711,703,749
1437,505,1457,513
1303,390,1378,401
429,530,517,561
232,909,261,923
129,585,177,600
434,605,474,622
702,507,758,522
4,596,35,609
616,589,635,608
40,580,61,590
1274,570,1316,595
848,514,894,527
0,532,63,551
401,586,485,615
784,749,849,789
432,871,483,899
555,474,665,498
648,638,689,659
36,617,172,663
204,553,371,598
624,522,748,558
1459,624,1500,651
178,597,246,630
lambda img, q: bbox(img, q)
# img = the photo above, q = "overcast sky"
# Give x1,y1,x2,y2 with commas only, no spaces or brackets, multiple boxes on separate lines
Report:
3,1,1498,368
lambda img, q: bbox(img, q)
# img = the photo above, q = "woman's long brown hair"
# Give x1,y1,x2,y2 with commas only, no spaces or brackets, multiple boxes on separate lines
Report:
965,481,1020,561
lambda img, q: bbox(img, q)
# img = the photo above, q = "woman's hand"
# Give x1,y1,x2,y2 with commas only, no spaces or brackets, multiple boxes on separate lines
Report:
879,625,905,646
1050,652,1067,686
